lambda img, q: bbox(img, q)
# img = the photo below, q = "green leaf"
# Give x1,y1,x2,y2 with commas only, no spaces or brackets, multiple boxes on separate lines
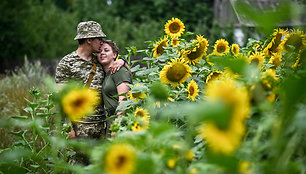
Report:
23,107,33,114
116,99,137,111
9,130,27,138
11,116,29,120
36,113,53,118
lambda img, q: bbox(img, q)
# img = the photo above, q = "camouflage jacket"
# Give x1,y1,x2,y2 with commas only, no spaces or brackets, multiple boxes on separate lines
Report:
55,51,105,114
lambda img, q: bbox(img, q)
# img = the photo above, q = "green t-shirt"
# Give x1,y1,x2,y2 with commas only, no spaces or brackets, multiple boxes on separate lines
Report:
101,67,132,115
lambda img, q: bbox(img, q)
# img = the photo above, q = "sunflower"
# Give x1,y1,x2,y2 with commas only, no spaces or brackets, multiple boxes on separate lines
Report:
152,35,169,58
160,58,192,88
231,44,240,56
134,108,150,120
171,38,180,47
182,35,209,65
211,39,230,56
293,47,306,68
185,149,194,162
164,17,185,39
268,52,282,68
249,52,265,69
166,158,177,169
186,79,199,101
61,88,100,122
239,161,252,174
131,121,149,132
281,29,305,52
199,78,250,155
128,84,147,102
205,70,224,84
272,28,288,37
261,69,278,90
104,143,136,174
263,32,283,57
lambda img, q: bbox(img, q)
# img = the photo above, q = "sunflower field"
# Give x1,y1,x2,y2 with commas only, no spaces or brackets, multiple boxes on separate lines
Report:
1,4,306,174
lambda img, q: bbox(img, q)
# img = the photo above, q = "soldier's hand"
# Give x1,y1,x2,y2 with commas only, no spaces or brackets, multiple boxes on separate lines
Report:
67,129,76,139
110,59,125,74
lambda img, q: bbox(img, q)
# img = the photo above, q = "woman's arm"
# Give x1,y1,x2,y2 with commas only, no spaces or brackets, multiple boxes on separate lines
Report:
117,82,131,104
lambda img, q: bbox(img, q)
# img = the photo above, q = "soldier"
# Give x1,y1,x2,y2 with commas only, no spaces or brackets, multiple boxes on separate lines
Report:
55,21,126,140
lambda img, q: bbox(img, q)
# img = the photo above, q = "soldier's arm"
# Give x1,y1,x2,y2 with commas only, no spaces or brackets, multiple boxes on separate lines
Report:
110,58,126,74
55,58,70,84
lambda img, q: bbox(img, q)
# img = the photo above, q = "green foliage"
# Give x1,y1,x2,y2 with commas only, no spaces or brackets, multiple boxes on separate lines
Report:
0,58,51,148
0,0,76,66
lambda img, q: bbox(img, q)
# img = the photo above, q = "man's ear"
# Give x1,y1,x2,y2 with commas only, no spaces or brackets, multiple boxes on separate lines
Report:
86,38,92,44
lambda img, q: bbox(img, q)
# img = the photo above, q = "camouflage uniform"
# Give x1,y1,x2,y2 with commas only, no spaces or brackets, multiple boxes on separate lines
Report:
55,21,108,140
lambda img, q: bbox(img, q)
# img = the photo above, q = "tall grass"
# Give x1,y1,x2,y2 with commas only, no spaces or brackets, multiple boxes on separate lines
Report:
0,58,51,148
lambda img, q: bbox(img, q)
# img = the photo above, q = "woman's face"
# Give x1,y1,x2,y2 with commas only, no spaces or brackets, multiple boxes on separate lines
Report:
98,43,117,65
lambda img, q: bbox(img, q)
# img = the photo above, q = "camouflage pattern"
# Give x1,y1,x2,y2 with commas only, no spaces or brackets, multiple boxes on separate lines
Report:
74,21,106,40
56,51,107,139
72,115,107,139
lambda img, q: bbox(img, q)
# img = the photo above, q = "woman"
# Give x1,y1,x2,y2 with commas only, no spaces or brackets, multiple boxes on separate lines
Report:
98,40,132,118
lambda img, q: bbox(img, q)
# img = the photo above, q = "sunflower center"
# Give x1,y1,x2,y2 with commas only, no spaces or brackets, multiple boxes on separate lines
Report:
72,98,84,108
285,34,303,51
217,45,225,53
132,92,141,98
210,72,222,82
169,22,180,33
251,58,259,65
136,111,144,117
166,63,187,82
189,86,195,96
157,41,167,54
115,155,127,169
187,43,205,60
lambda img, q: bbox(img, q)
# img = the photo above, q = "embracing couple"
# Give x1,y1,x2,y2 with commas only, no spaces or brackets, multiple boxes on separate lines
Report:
55,21,132,140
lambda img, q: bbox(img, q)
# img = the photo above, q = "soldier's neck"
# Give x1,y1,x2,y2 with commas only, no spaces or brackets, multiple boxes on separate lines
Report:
76,47,92,61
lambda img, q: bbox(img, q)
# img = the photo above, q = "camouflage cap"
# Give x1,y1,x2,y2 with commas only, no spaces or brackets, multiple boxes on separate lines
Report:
74,21,107,40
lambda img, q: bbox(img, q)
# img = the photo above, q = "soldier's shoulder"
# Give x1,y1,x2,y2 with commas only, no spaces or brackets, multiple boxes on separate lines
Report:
60,51,79,63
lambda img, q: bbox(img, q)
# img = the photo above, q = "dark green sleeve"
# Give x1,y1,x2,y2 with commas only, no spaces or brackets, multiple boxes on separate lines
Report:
112,67,132,86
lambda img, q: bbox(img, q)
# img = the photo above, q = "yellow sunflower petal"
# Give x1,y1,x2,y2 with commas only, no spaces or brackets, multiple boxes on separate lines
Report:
164,17,185,39
160,58,193,88
104,143,136,174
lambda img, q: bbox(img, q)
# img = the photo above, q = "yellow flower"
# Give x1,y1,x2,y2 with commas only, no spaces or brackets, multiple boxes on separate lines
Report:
263,30,284,57
212,39,230,56
104,143,136,174
249,52,265,69
134,108,150,120
186,79,199,101
281,29,305,52
134,108,150,130
292,47,305,68
199,78,250,155
188,168,198,174
131,120,149,132
128,84,147,102
231,44,240,56
185,149,194,162
272,28,288,37
166,158,177,169
261,69,278,90
164,17,185,39
61,88,99,122
171,38,180,47
205,70,224,84
239,161,252,174
152,35,169,58
182,35,209,65
160,58,192,88
268,52,282,68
